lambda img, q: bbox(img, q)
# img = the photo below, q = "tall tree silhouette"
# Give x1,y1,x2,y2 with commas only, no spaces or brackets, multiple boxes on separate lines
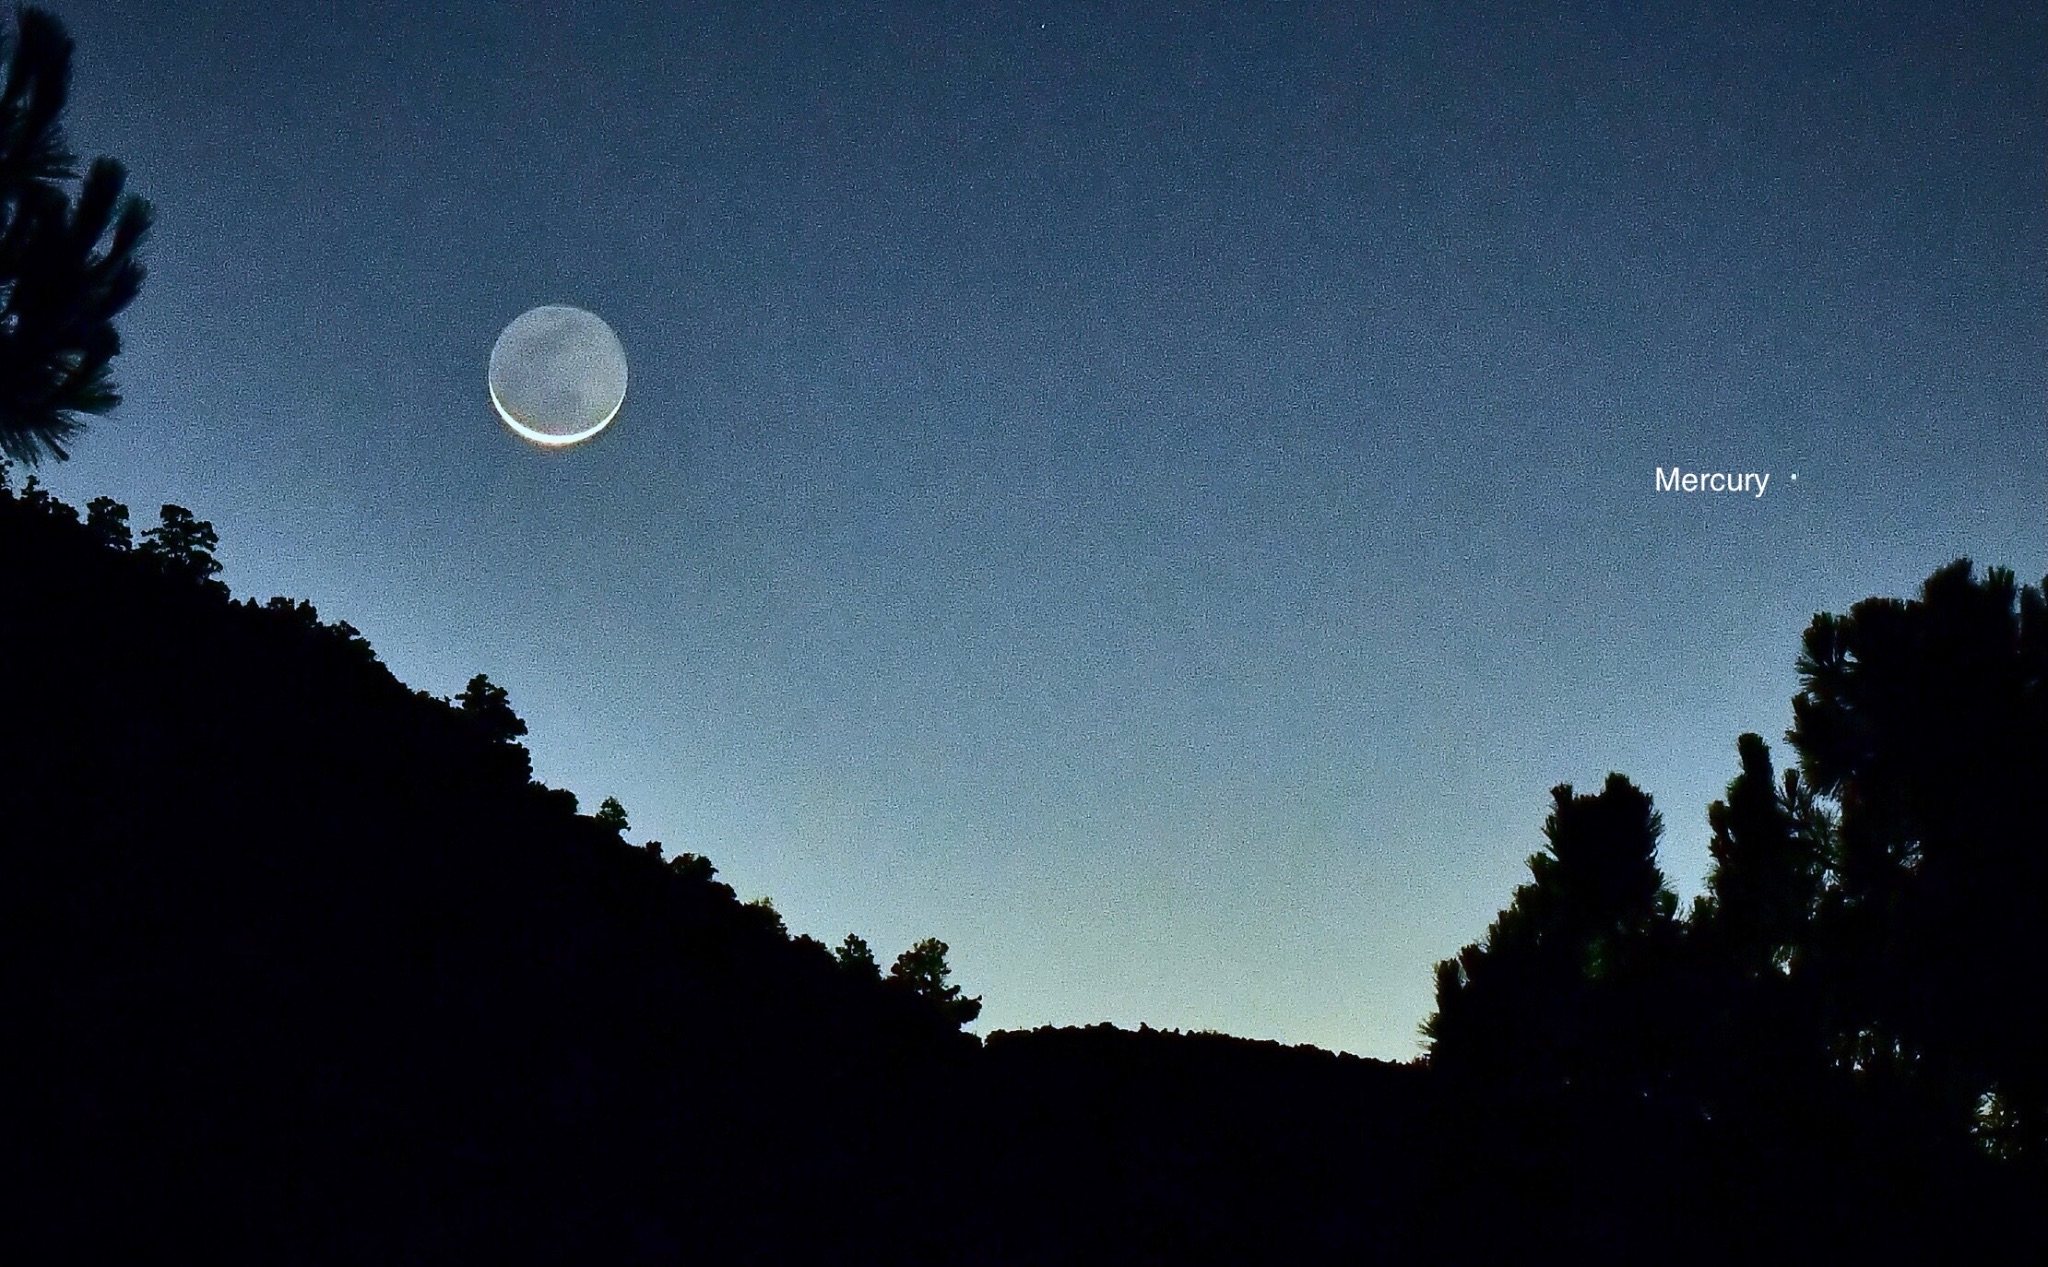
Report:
456,672,527,744
137,503,222,589
1681,733,1838,1154
1694,733,1826,979
1790,560,2048,1158
82,492,128,549
455,671,534,782
0,7,152,465
1424,774,1679,1096
835,933,881,979
889,937,982,1028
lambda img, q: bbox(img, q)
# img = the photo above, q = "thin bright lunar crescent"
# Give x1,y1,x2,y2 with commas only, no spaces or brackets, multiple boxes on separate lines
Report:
487,305,628,447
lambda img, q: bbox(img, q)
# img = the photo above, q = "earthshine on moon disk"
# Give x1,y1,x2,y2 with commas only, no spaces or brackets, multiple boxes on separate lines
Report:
487,305,628,447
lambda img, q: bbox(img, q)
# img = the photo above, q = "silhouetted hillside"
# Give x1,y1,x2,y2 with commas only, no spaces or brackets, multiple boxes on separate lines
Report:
977,1025,1429,1263
0,481,989,1263
0,481,1453,1265
3,479,2037,1265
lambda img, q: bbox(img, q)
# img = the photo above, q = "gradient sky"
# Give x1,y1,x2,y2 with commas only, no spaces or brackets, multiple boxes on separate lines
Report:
38,0,2043,1058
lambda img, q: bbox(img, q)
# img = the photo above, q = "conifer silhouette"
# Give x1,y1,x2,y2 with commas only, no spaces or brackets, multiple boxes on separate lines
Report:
0,7,151,465
1423,773,1678,1093
1791,560,2048,1158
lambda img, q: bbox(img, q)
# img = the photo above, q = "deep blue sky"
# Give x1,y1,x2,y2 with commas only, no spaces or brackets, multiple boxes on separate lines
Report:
40,0,2043,1057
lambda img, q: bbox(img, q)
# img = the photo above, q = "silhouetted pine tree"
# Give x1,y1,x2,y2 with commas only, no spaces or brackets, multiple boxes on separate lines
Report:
1418,776,1695,1259
1791,560,2048,1161
1681,734,1841,1180
1424,773,1680,1097
136,503,224,591
836,933,881,979
1694,732,1827,979
889,937,982,1028
82,492,127,548
0,7,151,465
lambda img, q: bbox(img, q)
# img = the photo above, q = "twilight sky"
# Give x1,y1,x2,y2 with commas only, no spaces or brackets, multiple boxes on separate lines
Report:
39,0,2043,1058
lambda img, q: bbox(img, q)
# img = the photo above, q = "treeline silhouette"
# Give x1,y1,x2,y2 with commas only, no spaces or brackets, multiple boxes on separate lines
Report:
1422,629,2045,1261
1,6,2040,1260
3,472,2038,1264
0,474,1007,1263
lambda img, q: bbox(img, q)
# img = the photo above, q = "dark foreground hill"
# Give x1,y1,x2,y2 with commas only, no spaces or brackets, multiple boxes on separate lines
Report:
0,482,2030,1264
0,484,1003,1262
0,483,1434,1263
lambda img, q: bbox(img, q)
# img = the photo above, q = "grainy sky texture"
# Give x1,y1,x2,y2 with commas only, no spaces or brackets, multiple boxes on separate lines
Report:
39,0,2044,1057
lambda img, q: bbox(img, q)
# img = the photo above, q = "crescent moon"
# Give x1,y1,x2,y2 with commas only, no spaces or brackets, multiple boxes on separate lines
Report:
487,305,628,448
